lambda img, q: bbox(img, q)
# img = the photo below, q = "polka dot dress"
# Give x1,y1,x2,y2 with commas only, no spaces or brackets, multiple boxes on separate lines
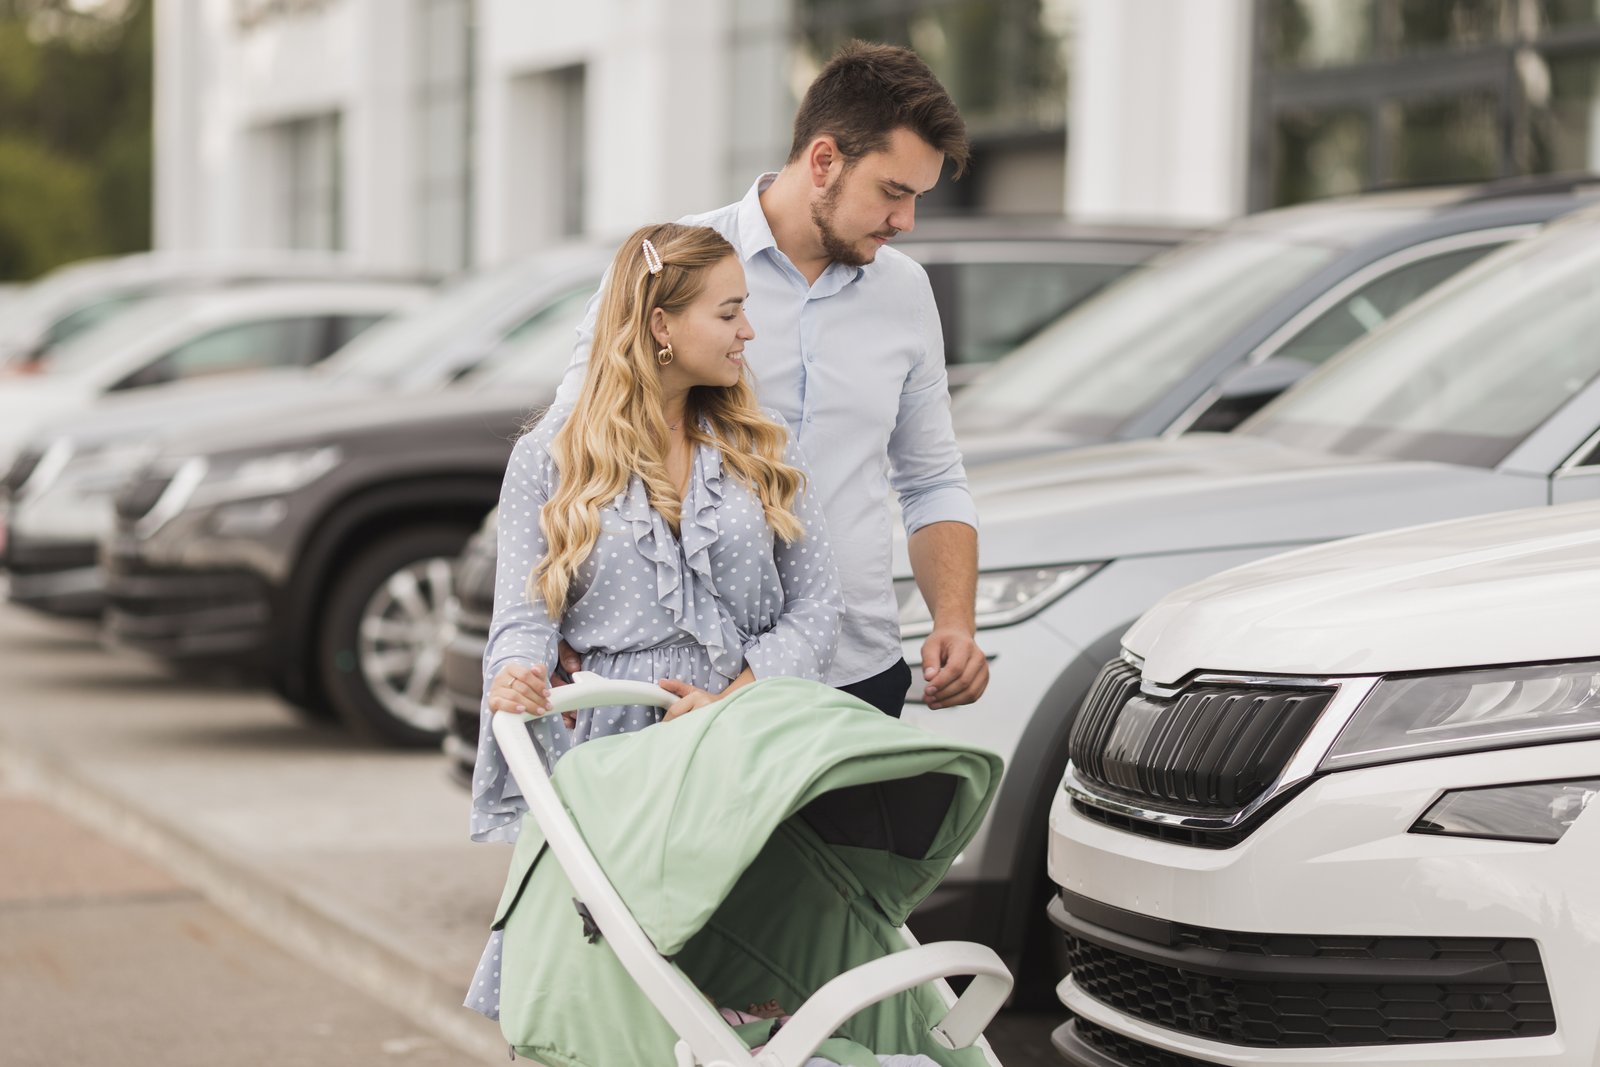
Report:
465,407,843,1020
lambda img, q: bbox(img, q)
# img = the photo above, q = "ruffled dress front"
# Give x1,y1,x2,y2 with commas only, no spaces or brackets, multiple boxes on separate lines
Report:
465,407,843,1020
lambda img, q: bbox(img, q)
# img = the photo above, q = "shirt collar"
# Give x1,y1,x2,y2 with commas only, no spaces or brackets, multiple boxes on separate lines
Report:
735,173,780,263
737,172,868,289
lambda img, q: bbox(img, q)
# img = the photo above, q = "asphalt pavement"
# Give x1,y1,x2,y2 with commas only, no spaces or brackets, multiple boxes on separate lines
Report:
0,602,1064,1066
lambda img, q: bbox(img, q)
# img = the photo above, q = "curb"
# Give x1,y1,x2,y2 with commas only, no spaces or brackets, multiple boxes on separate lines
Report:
0,733,510,1065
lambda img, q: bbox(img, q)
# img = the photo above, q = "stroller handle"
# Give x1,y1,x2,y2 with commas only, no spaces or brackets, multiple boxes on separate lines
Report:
516,671,677,720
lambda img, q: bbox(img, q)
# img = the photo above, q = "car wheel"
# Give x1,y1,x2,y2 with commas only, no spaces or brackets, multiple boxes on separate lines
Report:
319,524,474,747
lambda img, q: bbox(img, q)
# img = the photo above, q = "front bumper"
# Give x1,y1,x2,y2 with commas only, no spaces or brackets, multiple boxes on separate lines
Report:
1046,740,1600,1066
3,533,102,616
102,538,274,662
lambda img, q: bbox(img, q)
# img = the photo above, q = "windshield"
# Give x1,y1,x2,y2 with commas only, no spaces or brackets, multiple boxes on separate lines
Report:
462,285,594,390
1240,219,1600,469
42,299,192,378
318,258,560,387
951,232,1336,437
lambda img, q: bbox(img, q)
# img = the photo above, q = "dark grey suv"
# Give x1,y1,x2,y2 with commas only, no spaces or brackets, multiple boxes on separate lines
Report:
89,225,1188,747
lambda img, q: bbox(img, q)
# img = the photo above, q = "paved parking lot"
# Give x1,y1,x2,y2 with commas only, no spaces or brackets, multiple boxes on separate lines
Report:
0,603,1065,1066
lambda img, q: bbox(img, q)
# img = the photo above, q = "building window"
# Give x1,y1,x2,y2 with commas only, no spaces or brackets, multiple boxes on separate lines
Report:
417,0,475,275
1255,0,1600,207
793,0,1074,214
280,112,342,250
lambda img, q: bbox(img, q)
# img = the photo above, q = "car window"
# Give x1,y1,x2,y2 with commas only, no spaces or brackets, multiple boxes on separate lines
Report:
1269,244,1502,366
1241,222,1600,469
464,285,596,388
42,290,153,353
319,257,567,387
926,261,1134,367
952,232,1335,437
329,314,386,353
114,316,328,390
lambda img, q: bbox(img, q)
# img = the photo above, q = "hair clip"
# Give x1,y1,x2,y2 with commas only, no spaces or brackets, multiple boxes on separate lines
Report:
641,238,664,275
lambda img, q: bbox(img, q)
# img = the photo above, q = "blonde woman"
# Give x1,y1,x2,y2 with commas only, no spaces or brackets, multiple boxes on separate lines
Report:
468,220,843,839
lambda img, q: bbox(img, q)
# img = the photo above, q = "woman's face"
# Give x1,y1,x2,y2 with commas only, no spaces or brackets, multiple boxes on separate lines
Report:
655,255,754,393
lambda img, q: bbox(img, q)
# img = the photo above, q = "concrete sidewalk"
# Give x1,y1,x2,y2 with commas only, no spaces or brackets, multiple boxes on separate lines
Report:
0,604,1063,1066
0,785,479,1066
0,605,513,1064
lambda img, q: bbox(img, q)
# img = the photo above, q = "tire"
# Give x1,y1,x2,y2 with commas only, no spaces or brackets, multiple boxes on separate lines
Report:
318,524,474,747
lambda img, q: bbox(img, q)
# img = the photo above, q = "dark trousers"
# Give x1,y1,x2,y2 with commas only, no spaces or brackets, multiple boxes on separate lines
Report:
839,658,913,718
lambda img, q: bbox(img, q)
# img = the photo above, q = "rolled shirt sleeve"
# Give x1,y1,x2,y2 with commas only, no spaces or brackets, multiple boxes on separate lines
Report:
889,276,978,537
741,430,845,682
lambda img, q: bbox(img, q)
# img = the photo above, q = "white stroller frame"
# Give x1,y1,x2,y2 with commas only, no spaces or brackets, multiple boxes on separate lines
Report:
492,672,1012,1067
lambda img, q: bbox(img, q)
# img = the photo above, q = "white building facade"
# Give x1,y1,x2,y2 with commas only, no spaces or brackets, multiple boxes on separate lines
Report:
154,0,1600,275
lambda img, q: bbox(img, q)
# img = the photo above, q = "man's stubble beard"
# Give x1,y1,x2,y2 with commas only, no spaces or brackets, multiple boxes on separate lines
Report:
810,177,874,268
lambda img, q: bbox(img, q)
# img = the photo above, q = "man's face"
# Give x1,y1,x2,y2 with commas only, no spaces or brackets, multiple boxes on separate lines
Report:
811,127,944,267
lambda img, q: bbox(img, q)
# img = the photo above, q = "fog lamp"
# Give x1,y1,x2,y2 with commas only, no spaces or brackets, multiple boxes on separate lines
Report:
1410,777,1600,844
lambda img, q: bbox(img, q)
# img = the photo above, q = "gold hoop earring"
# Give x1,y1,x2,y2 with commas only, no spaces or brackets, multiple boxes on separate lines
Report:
657,344,674,366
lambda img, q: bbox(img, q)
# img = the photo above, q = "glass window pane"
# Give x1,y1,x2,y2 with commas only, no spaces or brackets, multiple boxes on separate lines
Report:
796,0,1069,136
1391,0,1513,54
1534,0,1600,31
1531,52,1600,173
937,261,1133,367
953,234,1335,437
1267,0,1377,69
1243,224,1600,468
155,317,326,381
1272,108,1371,206
1272,244,1501,366
1388,93,1501,184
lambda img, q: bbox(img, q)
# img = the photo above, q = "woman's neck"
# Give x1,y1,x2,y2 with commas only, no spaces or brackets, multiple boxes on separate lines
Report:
661,389,689,432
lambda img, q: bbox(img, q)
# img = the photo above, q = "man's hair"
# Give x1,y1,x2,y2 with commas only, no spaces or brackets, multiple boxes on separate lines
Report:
788,40,970,179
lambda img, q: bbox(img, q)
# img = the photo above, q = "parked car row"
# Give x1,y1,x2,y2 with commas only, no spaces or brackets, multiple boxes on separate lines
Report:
4,179,1599,1064
434,177,1600,1005
0,221,1177,742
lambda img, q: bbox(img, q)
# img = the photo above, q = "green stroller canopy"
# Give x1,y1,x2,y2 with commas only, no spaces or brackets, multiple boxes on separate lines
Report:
490,677,1007,1067
497,676,1003,954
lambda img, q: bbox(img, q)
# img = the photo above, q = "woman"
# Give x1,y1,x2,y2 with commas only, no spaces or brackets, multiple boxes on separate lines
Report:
466,223,843,1019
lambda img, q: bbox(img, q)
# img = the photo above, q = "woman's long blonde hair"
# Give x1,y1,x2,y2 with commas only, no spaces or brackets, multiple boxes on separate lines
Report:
530,223,807,616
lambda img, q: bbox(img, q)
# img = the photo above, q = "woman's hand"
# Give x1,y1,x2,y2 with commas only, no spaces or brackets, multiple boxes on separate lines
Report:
658,678,718,722
488,663,552,716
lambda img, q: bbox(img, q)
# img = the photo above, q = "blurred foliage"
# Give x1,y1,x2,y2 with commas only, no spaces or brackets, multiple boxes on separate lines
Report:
0,0,150,280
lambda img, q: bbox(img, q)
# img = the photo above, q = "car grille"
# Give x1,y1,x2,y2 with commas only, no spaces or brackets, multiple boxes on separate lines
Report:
114,467,175,523
1069,659,1333,818
1062,927,1555,1047
2,447,43,498
1063,1017,1212,1067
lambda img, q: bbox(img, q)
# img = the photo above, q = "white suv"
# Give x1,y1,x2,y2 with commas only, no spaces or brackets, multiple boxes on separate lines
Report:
1047,500,1600,1067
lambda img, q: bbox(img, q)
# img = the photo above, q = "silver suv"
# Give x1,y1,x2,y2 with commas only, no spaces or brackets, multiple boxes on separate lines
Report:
896,202,1600,998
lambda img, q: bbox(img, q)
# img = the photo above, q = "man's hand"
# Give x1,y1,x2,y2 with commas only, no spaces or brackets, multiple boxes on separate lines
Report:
920,628,988,710
658,678,718,722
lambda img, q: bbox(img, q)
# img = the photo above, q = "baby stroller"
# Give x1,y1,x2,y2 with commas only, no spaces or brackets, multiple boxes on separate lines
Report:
489,673,1012,1067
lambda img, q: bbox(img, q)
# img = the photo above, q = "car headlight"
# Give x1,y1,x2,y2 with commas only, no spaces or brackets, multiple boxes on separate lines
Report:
894,563,1102,639
1410,778,1599,844
189,445,342,508
1321,659,1600,772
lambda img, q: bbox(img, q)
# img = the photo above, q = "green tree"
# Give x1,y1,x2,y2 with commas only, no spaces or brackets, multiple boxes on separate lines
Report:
0,0,150,281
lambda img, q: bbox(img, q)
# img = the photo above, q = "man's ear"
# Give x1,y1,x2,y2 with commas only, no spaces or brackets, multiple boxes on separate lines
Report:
805,135,840,189
649,306,671,349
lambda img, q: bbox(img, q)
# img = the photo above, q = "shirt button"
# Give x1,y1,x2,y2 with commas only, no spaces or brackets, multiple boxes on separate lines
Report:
805,414,813,424
805,352,815,363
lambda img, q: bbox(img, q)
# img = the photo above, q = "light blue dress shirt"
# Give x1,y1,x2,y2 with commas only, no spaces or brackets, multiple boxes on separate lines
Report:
556,174,976,687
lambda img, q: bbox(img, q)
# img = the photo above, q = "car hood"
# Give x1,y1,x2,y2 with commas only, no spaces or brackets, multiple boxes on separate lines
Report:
956,434,1535,570
1126,500,1600,683
160,383,547,459
959,427,1105,469
0,378,88,467
50,368,352,452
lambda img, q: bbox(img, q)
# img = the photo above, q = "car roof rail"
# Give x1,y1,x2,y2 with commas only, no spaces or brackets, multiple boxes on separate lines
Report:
1452,171,1600,203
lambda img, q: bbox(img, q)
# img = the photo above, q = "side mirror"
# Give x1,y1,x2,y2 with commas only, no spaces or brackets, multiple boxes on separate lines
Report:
1182,357,1317,434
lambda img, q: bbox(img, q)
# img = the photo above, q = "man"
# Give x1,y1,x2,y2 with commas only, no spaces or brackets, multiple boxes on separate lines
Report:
554,40,987,716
